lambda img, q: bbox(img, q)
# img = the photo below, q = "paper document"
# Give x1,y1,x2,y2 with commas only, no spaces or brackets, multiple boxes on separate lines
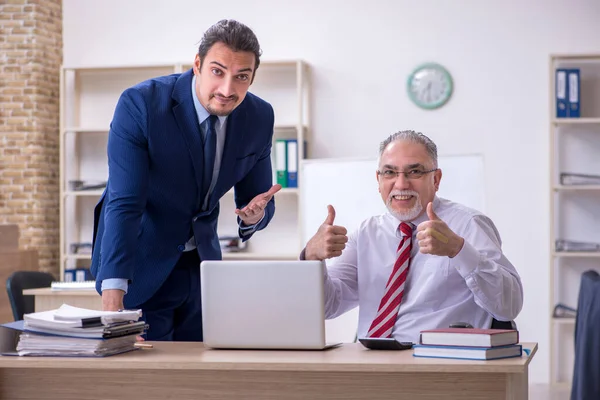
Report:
22,304,145,339
53,304,141,324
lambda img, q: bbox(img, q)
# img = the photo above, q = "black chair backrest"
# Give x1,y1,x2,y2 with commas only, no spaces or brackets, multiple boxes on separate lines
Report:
571,270,600,400
6,271,55,320
491,318,516,330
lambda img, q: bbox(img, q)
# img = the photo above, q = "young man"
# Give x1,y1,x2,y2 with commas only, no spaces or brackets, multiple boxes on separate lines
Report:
304,130,523,342
91,20,281,341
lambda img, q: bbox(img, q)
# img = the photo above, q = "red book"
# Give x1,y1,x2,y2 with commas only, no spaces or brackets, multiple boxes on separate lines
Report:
419,328,519,348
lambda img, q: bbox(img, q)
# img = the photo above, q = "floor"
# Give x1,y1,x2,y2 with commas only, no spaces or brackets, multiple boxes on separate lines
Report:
529,384,570,400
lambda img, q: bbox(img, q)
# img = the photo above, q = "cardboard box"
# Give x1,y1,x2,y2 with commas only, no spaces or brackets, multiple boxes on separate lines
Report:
0,225,19,251
0,250,40,323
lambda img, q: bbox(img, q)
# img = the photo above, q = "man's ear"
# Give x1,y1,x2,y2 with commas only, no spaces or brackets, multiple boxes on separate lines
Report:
193,54,201,75
434,168,442,191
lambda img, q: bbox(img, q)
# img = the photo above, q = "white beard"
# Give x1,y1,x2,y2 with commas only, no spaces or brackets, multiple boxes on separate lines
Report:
386,190,423,222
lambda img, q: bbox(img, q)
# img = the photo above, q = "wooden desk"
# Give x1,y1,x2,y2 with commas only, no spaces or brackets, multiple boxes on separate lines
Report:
22,288,102,312
0,342,537,400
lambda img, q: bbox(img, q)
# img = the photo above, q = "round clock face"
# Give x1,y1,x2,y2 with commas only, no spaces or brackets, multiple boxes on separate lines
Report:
407,63,453,109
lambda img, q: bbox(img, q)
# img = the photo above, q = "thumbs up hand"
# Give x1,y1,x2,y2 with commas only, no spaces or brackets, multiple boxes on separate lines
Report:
416,202,464,258
305,205,348,260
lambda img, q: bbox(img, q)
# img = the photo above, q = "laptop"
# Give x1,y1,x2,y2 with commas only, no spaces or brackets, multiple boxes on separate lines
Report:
200,260,341,350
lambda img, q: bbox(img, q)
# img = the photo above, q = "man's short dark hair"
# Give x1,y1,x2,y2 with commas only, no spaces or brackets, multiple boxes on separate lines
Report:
197,19,262,76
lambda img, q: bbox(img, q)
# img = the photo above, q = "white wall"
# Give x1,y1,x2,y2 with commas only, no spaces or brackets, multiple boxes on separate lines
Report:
63,0,600,383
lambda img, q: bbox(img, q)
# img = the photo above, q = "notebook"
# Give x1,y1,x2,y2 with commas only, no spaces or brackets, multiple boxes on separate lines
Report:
200,260,341,350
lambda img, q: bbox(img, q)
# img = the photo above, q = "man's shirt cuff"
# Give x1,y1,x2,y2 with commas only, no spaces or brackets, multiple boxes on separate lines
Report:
101,278,128,294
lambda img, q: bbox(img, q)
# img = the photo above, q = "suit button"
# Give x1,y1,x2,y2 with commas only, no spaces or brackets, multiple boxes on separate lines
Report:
177,245,185,252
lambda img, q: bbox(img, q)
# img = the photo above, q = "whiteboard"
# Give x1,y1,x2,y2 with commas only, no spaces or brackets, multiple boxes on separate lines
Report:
299,154,485,342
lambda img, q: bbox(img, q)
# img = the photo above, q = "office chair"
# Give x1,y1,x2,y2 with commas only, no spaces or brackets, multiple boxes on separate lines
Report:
491,318,516,330
449,317,516,330
6,271,55,321
571,270,600,400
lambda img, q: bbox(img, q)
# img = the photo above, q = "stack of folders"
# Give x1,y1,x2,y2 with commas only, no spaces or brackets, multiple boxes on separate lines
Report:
413,328,521,361
5,304,147,357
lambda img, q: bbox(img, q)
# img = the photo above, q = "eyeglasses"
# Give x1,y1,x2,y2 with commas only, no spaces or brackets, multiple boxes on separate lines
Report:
377,168,438,180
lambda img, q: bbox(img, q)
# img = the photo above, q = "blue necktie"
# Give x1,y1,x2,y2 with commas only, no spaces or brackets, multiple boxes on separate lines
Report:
201,115,218,209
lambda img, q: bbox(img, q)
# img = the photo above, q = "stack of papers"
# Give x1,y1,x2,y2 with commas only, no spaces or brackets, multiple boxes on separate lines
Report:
17,332,139,357
2,304,148,357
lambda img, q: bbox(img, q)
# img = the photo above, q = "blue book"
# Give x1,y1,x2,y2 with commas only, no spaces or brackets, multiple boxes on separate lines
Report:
556,69,568,118
412,343,522,361
567,68,580,118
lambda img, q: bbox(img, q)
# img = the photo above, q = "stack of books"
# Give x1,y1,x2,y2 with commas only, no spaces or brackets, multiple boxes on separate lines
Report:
413,328,521,360
1,304,148,357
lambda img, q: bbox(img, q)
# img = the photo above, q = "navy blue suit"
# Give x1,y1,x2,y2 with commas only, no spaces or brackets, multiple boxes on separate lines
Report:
91,69,275,340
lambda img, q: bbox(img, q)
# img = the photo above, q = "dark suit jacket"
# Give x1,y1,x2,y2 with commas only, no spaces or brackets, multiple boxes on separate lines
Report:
571,270,600,400
91,69,275,307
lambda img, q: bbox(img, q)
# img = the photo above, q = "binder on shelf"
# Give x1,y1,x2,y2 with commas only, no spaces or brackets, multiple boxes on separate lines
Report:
560,172,600,186
555,239,600,252
567,68,580,118
64,267,93,282
70,242,92,254
275,139,288,187
68,179,107,191
555,68,568,118
553,303,577,319
286,139,298,188
270,152,277,186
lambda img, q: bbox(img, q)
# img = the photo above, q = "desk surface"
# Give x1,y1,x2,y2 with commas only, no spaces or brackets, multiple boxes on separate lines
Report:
22,287,98,296
0,342,537,374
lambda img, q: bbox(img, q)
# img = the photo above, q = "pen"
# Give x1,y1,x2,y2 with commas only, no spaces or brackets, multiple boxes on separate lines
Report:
134,342,153,349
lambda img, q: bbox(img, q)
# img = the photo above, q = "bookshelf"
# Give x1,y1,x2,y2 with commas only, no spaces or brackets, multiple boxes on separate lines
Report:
549,53,600,386
59,60,310,281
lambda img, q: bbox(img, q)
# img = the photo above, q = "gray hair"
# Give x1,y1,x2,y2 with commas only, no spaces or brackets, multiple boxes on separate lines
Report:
378,130,438,168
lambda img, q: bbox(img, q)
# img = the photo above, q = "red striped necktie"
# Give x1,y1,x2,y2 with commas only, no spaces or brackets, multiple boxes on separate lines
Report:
367,222,413,338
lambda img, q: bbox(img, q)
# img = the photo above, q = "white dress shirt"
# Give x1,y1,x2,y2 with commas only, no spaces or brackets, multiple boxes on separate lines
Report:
324,196,523,343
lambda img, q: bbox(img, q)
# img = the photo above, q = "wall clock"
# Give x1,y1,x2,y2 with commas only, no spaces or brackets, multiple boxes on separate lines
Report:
407,63,453,110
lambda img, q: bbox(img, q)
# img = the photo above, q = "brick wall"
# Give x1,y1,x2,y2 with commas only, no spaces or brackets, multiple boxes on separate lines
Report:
0,0,62,275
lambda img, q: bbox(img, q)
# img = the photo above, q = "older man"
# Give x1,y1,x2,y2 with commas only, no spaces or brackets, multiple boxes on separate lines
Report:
303,130,523,342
